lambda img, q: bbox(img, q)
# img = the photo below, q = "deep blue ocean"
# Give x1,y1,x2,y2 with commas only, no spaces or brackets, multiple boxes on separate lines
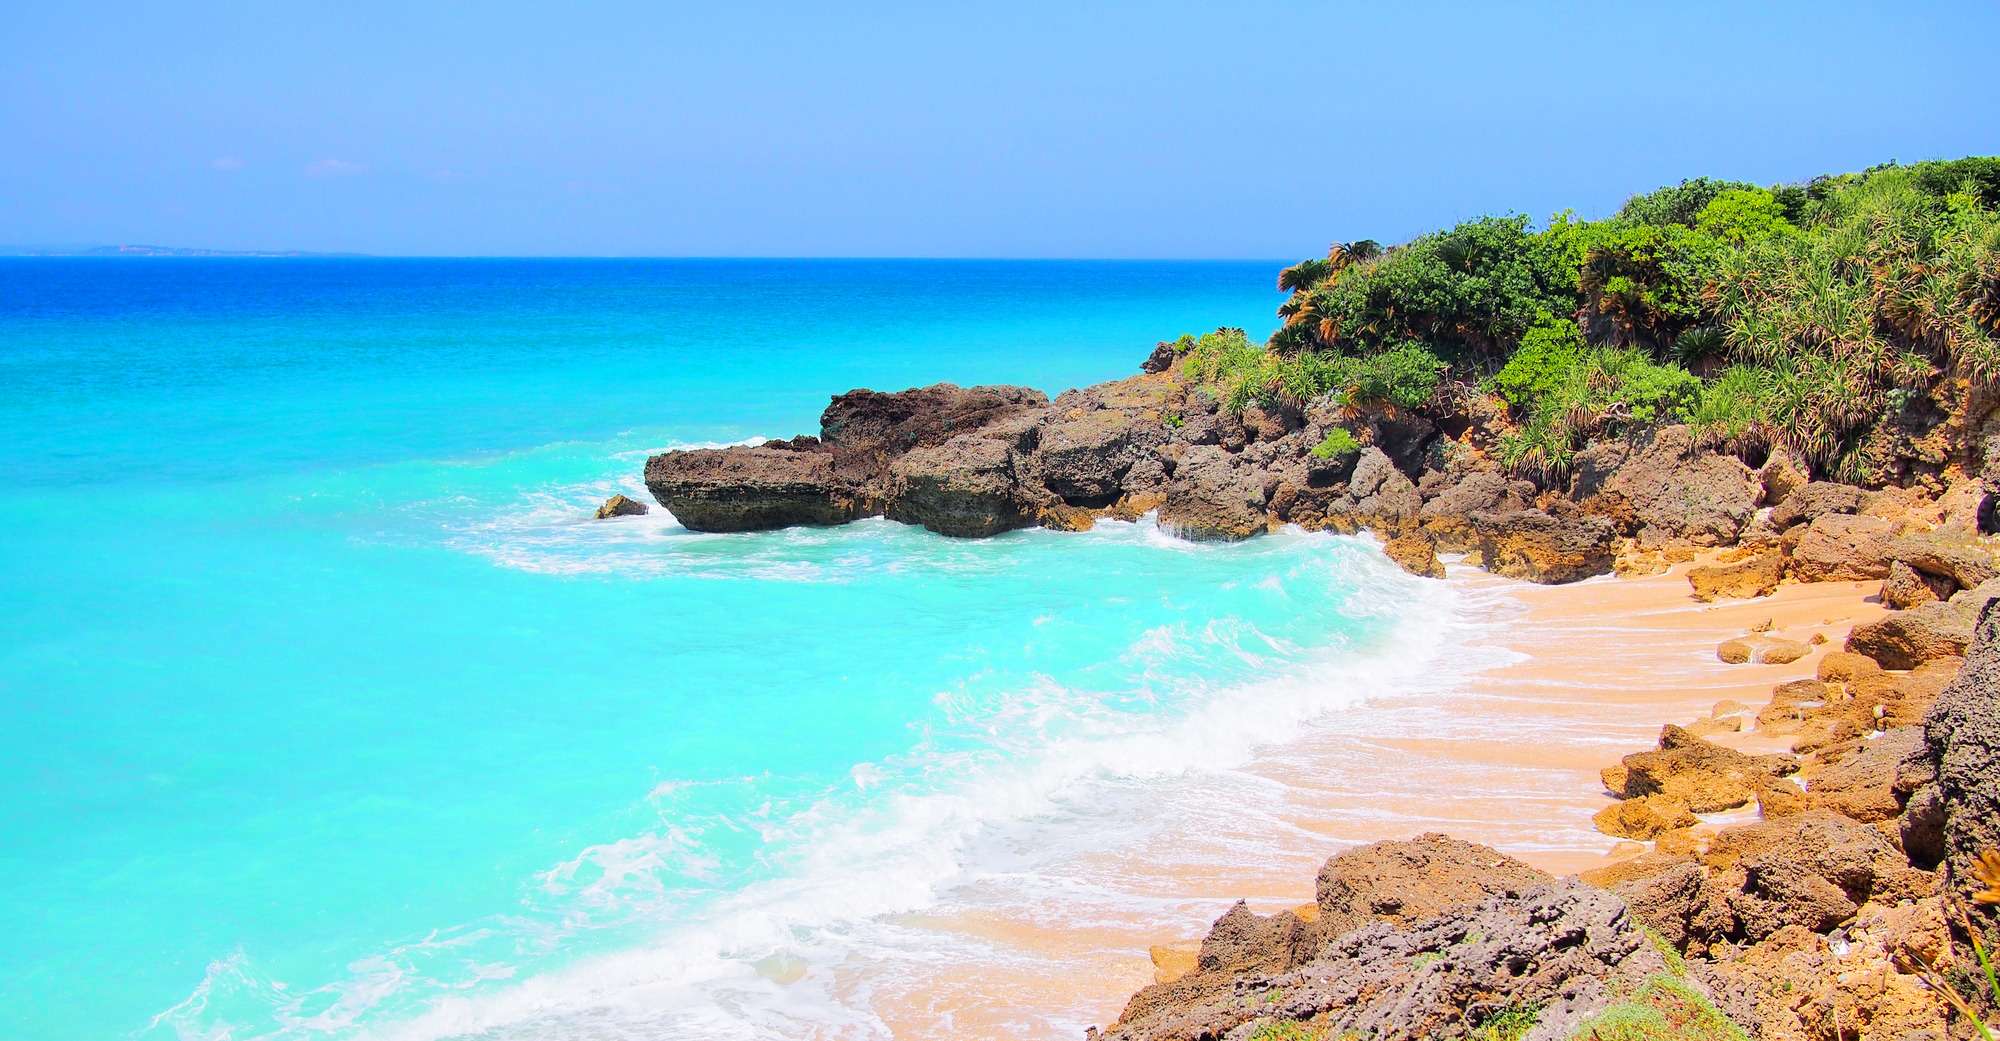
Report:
0,259,1453,1041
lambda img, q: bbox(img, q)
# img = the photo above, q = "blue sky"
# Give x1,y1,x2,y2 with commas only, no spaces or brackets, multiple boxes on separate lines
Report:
2,1,1995,257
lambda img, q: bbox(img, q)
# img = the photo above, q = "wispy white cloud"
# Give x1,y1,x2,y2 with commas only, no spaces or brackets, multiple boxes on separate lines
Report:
302,158,366,178
210,156,245,170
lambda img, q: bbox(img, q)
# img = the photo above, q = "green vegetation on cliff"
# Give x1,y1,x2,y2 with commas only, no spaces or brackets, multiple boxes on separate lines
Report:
1177,157,2000,488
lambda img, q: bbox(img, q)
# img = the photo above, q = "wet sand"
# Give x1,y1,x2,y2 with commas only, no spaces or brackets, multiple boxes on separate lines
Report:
849,556,1886,1039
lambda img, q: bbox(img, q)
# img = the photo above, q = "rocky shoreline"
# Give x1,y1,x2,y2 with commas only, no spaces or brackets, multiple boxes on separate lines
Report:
1082,588,2000,1041
626,338,1997,594
618,341,2000,1040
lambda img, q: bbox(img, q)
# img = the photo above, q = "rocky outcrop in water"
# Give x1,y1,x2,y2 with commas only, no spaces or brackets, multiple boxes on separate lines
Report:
641,338,2000,586
593,493,649,518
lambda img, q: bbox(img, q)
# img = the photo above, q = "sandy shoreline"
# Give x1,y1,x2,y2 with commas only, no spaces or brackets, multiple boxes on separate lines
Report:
849,551,1888,1040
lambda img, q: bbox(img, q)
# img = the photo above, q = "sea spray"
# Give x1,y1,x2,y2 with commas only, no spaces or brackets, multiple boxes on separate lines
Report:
142,507,1487,1041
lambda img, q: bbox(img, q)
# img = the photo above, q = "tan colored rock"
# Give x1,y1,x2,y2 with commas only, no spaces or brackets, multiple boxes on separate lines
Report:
1757,780,1808,818
1038,504,1097,532
1684,716,1742,738
593,493,649,519
1818,651,1885,683
1615,546,1670,577
1380,531,1445,579
1148,943,1199,985
1716,635,1809,664
1687,550,1784,602
1712,699,1753,717
1653,826,1716,856
1805,726,1924,822
1468,509,1617,584
1606,724,1799,812
1107,491,1164,522
1788,513,1900,582
1881,558,1950,609
1593,795,1698,839
1847,601,1976,669
1577,849,1693,888
1758,448,1808,507
1312,833,1549,940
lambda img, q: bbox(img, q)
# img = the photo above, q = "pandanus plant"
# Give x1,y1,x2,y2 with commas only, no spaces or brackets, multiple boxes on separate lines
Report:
1274,240,1383,351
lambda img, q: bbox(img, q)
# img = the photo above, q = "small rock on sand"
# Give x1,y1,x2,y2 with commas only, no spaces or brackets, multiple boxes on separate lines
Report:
1717,635,1809,664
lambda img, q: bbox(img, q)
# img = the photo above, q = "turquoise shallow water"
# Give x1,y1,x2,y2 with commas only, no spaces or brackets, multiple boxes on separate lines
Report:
0,259,1442,1040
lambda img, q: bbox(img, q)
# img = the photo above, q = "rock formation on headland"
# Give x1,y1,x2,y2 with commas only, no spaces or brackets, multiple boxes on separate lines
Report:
1087,600,2000,1041
640,338,2000,587
642,158,2000,584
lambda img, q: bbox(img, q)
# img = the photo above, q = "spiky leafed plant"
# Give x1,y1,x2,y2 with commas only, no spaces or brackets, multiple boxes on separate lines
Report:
1277,257,1333,294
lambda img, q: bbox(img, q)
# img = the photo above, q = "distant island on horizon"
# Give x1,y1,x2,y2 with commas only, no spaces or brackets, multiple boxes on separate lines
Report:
9,244,372,258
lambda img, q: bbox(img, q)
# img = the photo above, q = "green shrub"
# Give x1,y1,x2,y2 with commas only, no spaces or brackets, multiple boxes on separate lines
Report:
1684,365,1770,448
1248,1019,1322,1041
1578,223,1723,351
1493,318,1586,407
1471,1001,1543,1041
1341,345,1447,410
1695,188,1793,244
1303,215,1581,361
1568,975,1746,1041
1617,177,1760,228
1311,428,1361,460
1179,329,1443,416
1496,349,1698,483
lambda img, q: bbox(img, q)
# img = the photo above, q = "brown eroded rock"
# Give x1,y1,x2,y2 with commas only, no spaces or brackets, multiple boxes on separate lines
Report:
1698,811,1936,943
1312,833,1549,941
1593,795,1699,839
1468,508,1616,584
1100,879,1667,1041
1845,601,1974,669
1605,724,1800,813
819,382,1049,496
1037,503,1096,532
643,445,858,531
1881,558,1951,609
1767,480,1868,532
593,493,649,519
1380,532,1445,579
884,434,1048,538
1318,448,1422,537
1415,471,1534,552
1804,725,1924,823
1195,901,1317,976
1758,448,1808,507
1687,550,1784,603
1788,513,1899,582
1599,425,1760,545
1756,780,1808,817
1888,531,2000,589
1716,635,1810,665
1899,598,2000,885
1156,445,1268,542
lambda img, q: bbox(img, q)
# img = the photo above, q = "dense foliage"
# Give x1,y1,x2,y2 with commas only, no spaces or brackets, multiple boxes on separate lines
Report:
1174,157,2000,486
